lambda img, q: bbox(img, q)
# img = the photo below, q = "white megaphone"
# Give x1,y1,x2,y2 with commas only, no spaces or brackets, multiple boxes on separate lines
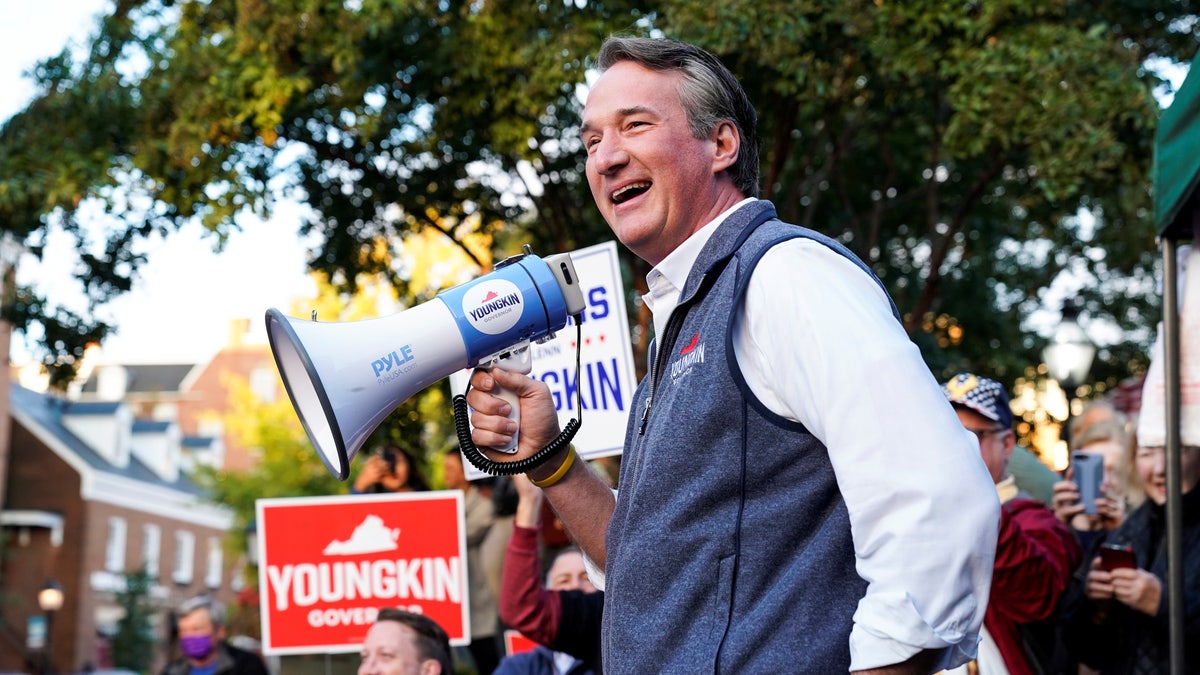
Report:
266,248,587,480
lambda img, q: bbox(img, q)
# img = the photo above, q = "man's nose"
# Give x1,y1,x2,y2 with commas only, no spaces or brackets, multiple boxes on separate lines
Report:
590,135,628,174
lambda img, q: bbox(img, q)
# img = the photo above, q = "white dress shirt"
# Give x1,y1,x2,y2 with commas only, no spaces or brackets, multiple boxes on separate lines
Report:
637,199,999,672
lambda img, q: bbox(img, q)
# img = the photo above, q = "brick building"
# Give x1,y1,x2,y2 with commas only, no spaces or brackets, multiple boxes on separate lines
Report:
0,386,235,672
72,318,281,472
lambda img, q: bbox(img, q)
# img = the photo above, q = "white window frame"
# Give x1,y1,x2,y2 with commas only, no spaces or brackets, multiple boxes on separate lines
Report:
249,366,278,403
104,517,127,572
142,524,161,577
173,531,195,584
204,536,223,589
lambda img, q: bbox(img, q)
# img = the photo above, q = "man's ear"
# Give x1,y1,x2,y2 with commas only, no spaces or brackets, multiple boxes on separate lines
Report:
420,658,443,675
711,119,740,173
1001,430,1017,462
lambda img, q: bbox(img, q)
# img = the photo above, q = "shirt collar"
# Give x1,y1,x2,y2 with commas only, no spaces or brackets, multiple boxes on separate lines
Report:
996,474,1019,504
645,197,756,298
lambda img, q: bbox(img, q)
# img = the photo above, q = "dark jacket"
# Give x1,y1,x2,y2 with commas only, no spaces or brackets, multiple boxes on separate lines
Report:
1062,485,1200,674
160,641,268,675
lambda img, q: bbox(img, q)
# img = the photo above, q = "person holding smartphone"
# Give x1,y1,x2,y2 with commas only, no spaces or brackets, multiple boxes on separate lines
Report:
1051,418,1133,551
351,443,430,494
1061,433,1200,673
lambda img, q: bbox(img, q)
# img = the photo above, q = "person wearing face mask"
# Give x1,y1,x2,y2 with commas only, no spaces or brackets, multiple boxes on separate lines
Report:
161,595,268,675
495,474,603,675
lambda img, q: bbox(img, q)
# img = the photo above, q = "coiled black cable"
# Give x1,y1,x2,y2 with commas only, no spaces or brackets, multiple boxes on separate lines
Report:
454,319,584,476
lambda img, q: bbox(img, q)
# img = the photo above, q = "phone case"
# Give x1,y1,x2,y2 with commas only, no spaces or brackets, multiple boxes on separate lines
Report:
1099,544,1136,571
1072,451,1104,515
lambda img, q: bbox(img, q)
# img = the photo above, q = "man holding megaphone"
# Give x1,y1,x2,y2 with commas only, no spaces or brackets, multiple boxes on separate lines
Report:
461,37,1001,675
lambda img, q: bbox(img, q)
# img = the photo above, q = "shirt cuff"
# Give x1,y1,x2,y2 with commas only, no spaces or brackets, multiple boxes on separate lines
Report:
848,595,981,671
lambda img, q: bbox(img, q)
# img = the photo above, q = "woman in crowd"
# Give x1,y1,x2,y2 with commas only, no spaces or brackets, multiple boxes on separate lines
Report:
1061,440,1200,673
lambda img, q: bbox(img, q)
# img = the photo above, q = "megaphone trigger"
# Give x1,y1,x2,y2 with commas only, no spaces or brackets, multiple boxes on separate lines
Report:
477,343,533,453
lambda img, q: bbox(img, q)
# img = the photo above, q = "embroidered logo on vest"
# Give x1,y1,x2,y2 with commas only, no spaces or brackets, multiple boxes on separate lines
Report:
669,334,705,380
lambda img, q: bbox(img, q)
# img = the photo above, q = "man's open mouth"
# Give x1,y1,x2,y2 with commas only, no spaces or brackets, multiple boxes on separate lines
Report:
611,181,651,204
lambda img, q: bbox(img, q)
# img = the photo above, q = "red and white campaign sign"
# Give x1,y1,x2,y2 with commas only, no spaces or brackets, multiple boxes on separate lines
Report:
256,492,469,654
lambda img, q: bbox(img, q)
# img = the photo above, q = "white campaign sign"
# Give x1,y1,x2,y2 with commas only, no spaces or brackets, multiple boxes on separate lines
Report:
451,241,636,480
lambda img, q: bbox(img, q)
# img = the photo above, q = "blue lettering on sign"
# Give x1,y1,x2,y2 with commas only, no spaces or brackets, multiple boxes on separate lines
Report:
371,344,416,377
586,286,609,320
540,358,625,412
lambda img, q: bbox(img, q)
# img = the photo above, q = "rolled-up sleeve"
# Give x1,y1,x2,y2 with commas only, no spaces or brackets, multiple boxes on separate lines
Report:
736,240,999,672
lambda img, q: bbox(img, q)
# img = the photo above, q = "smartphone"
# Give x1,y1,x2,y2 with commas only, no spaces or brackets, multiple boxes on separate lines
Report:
1071,451,1104,515
1099,543,1136,571
375,446,398,473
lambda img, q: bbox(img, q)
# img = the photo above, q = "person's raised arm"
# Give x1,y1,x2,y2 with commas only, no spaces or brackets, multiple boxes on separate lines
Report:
500,475,559,643
467,367,615,566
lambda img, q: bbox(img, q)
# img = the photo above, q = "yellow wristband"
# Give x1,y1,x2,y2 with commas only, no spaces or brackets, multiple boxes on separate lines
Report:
530,445,577,488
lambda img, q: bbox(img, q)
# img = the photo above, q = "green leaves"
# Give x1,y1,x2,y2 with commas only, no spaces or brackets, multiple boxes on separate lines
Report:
664,0,1190,387
1,0,1195,396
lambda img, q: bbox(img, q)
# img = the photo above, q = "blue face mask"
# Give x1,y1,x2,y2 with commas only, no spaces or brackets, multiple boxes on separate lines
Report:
180,633,215,660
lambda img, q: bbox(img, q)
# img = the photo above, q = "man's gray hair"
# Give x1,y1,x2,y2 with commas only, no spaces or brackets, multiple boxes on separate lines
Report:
178,594,226,627
596,36,761,198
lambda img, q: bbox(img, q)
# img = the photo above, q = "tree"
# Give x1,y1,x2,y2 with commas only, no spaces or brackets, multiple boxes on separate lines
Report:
2,0,1197,396
112,568,156,672
661,0,1197,389
0,0,641,388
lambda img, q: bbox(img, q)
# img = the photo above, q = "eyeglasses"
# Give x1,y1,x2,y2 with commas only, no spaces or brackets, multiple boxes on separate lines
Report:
967,427,1008,442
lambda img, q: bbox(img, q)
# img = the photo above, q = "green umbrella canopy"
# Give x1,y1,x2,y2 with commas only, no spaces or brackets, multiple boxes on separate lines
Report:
1155,53,1200,240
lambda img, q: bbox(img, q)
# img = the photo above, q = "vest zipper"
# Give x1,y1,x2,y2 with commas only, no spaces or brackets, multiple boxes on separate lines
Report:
638,340,656,435
639,303,689,435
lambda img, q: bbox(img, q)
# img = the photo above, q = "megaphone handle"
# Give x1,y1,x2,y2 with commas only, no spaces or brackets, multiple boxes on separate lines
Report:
484,347,532,453
489,376,522,453
455,320,582,477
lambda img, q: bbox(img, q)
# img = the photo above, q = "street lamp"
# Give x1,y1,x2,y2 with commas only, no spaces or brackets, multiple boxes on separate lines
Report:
37,579,63,675
1042,300,1096,448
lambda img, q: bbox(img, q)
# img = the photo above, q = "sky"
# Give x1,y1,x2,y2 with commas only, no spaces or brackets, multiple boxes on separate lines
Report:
1,0,315,366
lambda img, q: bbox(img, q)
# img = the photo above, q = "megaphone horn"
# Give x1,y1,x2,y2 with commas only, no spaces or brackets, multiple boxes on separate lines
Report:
266,249,587,480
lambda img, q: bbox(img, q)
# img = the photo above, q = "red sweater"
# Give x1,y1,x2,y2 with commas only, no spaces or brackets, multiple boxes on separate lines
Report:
499,524,563,645
987,497,1081,675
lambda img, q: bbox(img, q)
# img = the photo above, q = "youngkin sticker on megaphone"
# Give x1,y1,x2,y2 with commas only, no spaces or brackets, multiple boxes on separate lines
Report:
463,280,524,335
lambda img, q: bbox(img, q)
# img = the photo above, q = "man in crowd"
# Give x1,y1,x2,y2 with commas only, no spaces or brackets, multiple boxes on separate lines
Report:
466,35,998,673
161,595,268,675
942,373,1082,675
359,607,454,675
495,474,603,674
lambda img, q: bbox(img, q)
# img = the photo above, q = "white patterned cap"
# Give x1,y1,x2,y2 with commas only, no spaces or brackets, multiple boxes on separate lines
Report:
942,373,1014,428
